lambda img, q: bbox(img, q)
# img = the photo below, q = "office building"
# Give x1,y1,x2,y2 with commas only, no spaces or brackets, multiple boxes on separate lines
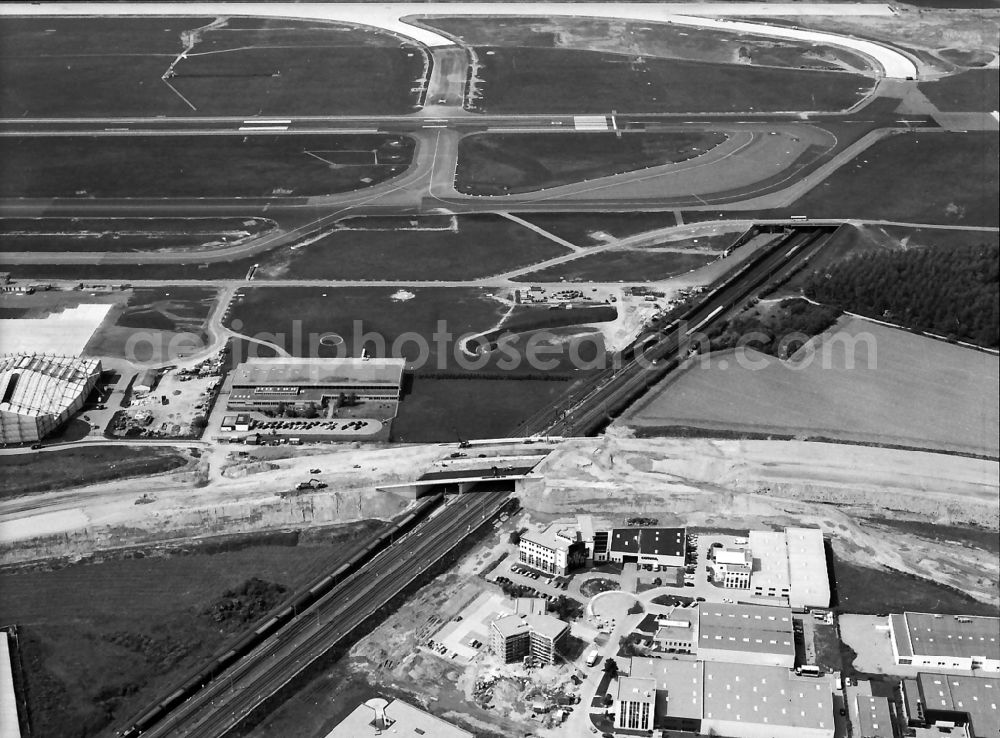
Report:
227,357,405,412
518,524,587,575
490,612,568,666
616,676,656,730
711,547,753,589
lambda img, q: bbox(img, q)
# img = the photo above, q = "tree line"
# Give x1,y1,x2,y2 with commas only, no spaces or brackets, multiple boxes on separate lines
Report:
803,242,999,348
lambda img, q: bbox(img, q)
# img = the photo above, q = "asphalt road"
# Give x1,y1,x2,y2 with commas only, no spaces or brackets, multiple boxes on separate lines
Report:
133,484,512,738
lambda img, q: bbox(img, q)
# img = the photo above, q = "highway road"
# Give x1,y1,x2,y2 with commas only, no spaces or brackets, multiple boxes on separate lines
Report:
130,483,512,738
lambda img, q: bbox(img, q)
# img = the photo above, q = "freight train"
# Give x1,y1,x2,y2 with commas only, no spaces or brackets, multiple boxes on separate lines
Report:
116,492,444,738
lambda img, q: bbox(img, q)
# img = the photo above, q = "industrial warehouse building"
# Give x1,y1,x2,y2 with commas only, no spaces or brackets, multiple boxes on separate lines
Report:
748,527,831,608
517,524,588,575
903,673,1000,737
889,612,1000,673
697,602,795,668
226,357,405,412
0,354,101,443
490,612,568,666
618,658,835,738
605,527,686,568
856,694,894,738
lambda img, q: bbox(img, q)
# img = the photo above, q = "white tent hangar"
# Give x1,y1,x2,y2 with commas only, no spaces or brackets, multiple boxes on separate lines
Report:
0,354,101,443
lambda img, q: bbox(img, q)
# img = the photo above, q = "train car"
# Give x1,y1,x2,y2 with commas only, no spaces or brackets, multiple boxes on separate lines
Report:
253,616,280,635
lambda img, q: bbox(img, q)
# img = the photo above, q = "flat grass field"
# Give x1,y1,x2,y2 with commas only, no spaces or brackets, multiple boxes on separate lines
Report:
0,522,387,738
0,135,413,198
466,47,872,114
0,17,424,117
622,316,1000,457
513,249,718,282
423,16,871,73
83,286,218,361
833,556,999,616
515,211,680,245
455,132,728,194
0,217,276,253
781,132,999,226
255,215,569,280
919,69,999,112
0,446,189,498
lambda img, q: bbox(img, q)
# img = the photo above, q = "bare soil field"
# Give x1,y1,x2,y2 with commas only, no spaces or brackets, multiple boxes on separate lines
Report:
0,446,190,498
0,217,277,254
254,214,569,280
0,16,425,117
0,522,386,738
531,433,999,606
621,316,999,457
512,249,717,283
0,134,413,198
423,15,873,72
463,46,873,114
455,131,728,194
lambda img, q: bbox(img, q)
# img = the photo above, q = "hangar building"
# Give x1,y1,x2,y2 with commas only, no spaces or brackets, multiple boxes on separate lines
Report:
0,354,101,443
227,357,405,412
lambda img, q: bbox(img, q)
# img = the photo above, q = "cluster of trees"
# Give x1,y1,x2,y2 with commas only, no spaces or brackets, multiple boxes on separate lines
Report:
804,242,999,348
708,298,842,358
202,577,288,630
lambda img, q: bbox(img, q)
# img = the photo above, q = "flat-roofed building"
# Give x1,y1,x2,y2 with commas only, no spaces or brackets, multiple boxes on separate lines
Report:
518,524,587,575
1,631,21,738
616,676,656,731
0,354,101,443
702,661,835,738
916,672,1000,738
856,694,895,738
490,612,568,666
889,613,1000,673
608,527,685,568
697,602,795,668
712,547,753,589
324,697,472,738
652,608,698,654
629,658,704,732
227,357,405,412
748,527,830,608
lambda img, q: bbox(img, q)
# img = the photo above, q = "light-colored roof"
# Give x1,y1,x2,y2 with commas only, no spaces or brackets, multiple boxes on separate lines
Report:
903,612,1000,660
629,658,703,719
324,698,473,738
856,695,893,738
918,673,1000,737
1,632,20,738
230,357,405,387
0,354,100,418
748,529,791,591
616,676,657,704
785,527,830,608
491,612,567,641
703,662,833,731
521,523,578,551
715,548,752,566
698,603,795,657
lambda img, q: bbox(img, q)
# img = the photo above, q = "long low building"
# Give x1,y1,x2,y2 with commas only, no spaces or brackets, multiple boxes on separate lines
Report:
748,527,830,608
0,354,101,443
697,602,795,668
606,527,686,568
619,657,835,738
890,612,1000,673
904,672,1000,738
227,357,405,412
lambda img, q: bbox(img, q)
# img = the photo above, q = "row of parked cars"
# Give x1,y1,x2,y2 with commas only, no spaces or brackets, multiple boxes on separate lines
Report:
509,565,572,590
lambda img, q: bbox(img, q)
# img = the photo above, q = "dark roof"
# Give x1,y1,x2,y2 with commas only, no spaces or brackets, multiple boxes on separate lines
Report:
609,528,685,558
418,466,535,482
